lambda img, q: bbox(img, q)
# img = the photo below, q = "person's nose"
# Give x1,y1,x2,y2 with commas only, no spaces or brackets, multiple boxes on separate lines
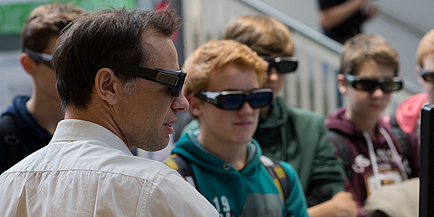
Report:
172,94,189,112
371,86,386,98
238,100,254,115
268,67,279,82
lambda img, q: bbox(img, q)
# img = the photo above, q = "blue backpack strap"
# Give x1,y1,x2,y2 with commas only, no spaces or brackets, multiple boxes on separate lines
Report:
165,153,197,189
0,114,24,171
260,155,290,203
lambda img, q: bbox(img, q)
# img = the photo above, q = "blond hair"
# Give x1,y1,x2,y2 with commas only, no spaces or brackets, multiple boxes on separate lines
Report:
417,29,434,67
223,14,295,56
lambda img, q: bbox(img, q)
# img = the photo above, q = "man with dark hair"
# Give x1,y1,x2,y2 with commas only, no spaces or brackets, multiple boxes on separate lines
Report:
0,2,83,173
0,7,218,216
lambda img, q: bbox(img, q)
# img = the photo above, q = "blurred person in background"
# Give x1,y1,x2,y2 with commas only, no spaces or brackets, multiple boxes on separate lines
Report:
0,3,84,174
325,34,420,216
318,0,378,43
389,29,434,140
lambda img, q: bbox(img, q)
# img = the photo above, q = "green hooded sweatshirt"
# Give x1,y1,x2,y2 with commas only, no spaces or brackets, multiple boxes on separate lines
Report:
253,97,345,206
181,97,345,206
168,130,309,217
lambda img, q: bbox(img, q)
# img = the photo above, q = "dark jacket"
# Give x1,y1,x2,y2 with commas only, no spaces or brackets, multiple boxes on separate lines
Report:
0,95,52,173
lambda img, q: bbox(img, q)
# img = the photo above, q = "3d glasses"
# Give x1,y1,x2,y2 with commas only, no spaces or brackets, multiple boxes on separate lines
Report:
97,59,186,96
195,88,273,110
260,56,298,74
344,74,403,93
421,69,434,82
25,48,52,68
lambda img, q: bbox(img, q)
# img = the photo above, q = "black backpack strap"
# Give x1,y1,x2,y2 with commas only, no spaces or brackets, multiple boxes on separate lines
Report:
260,155,290,202
0,114,24,170
165,153,197,189
389,113,410,160
328,130,353,181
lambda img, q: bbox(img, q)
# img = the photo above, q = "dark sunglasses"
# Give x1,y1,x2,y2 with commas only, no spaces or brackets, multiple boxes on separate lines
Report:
195,88,273,110
260,56,298,74
421,69,434,82
25,48,52,68
96,59,186,96
344,74,403,93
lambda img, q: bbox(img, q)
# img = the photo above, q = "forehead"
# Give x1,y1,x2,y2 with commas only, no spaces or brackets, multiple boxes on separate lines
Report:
141,29,178,70
206,64,260,91
356,60,395,78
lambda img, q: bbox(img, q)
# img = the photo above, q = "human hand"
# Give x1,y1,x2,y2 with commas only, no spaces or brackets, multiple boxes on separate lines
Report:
327,192,358,217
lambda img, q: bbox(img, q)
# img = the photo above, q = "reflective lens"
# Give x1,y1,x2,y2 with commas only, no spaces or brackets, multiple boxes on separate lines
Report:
195,88,273,110
421,69,434,82
25,48,52,68
344,74,403,93
97,59,186,96
261,56,298,74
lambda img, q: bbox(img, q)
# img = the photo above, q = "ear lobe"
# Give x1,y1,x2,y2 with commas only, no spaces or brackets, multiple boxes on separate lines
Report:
20,54,36,75
95,68,120,105
337,74,348,95
187,94,202,117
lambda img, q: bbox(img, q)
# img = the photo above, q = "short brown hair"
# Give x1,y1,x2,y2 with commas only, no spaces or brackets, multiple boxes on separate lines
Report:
417,29,434,68
53,7,181,109
340,34,399,75
182,40,268,98
223,14,295,56
21,2,83,52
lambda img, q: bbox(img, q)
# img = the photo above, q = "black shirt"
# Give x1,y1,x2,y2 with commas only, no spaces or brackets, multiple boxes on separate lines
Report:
318,0,367,43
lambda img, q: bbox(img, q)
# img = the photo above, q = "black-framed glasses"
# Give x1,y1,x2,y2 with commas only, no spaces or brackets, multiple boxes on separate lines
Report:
97,59,186,96
421,69,434,82
195,88,273,110
25,48,52,69
260,56,298,74
344,74,403,93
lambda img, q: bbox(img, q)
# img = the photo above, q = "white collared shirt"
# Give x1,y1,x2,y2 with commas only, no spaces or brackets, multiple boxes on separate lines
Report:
0,119,218,217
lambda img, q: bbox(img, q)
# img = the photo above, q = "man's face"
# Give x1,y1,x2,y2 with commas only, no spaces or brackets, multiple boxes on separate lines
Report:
418,53,434,103
342,61,395,120
194,64,261,147
115,29,189,151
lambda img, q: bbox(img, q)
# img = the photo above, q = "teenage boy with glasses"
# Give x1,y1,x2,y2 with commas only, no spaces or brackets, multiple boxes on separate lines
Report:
0,3,83,174
165,40,309,217
224,14,359,217
389,29,434,139
325,34,420,212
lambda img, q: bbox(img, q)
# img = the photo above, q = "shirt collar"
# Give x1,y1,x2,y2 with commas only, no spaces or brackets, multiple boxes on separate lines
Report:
52,119,133,156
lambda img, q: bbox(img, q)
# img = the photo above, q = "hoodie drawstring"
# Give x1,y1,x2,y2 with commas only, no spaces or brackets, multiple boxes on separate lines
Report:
363,128,408,191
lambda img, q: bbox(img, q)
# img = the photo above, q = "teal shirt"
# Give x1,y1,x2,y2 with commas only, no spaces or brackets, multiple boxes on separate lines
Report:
182,97,345,206
170,131,309,217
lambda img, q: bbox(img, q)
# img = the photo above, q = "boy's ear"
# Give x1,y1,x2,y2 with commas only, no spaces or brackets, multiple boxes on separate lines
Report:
187,94,202,117
337,74,348,95
19,54,36,76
